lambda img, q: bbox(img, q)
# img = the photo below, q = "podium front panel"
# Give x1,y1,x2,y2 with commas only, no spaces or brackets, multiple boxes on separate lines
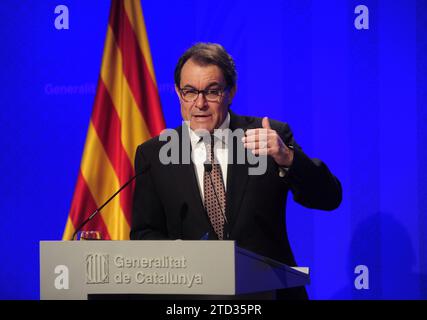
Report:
40,241,236,300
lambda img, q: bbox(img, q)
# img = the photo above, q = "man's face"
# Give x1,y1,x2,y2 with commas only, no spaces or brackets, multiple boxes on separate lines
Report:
176,59,236,133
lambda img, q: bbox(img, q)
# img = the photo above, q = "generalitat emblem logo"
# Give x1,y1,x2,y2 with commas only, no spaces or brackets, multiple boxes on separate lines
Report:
86,254,109,284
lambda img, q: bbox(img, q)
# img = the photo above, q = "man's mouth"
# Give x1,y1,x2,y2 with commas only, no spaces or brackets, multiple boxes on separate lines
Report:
192,114,212,121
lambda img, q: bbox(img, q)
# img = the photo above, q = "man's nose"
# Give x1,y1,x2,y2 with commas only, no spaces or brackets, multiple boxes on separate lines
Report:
194,92,208,109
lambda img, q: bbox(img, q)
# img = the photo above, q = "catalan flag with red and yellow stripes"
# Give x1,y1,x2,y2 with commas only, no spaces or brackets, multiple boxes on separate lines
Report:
63,0,165,240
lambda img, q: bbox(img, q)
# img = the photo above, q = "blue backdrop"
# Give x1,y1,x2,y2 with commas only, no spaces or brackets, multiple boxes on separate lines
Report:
0,0,426,299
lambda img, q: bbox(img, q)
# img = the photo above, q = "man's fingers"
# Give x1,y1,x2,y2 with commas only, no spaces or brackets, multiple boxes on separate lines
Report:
262,117,271,129
243,133,268,143
243,121,279,155
251,148,270,156
244,141,268,150
245,128,269,137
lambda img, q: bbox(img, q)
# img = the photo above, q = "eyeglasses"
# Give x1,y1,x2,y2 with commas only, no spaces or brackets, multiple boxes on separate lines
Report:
179,87,228,102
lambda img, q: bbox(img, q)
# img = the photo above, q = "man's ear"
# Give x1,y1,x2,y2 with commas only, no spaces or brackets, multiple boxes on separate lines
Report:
228,85,237,103
175,85,181,99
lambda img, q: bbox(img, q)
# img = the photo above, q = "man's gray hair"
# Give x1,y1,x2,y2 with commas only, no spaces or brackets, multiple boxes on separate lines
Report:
174,43,237,89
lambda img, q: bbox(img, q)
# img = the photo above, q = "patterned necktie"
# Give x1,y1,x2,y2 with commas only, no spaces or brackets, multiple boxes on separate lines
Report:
203,136,226,239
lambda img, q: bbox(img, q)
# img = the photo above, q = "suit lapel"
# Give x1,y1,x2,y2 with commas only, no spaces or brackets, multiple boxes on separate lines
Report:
225,112,254,230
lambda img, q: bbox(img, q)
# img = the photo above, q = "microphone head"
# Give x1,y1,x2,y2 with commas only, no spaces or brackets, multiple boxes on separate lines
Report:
204,163,213,173
138,163,151,175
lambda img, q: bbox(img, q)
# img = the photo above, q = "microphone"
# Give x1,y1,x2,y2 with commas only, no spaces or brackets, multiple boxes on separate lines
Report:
71,163,151,240
178,202,188,240
200,232,209,240
203,162,230,240
204,163,213,174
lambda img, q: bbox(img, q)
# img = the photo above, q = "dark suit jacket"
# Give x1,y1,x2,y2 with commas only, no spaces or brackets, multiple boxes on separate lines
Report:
131,111,342,299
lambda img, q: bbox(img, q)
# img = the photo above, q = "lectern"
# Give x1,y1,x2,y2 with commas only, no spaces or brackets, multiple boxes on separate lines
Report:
40,241,309,300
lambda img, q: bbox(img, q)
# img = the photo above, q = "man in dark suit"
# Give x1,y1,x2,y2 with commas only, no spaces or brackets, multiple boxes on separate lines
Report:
131,43,342,299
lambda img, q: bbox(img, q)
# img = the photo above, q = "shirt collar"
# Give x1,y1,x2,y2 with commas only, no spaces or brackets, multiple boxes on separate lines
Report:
188,112,230,147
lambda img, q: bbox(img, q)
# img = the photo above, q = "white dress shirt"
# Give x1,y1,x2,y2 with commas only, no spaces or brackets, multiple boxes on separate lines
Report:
188,113,230,202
